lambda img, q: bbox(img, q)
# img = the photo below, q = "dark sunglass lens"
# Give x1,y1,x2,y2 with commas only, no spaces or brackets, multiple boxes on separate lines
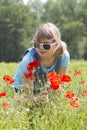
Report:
43,44,50,50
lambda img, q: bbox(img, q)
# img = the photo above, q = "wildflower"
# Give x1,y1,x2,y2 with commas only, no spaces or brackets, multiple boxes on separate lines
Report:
0,91,6,97
23,60,39,79
79,80,85,84
27,59,39,71
3,75,14,84
50,78,61,90
2,102,9,108
46,72,57,80
46,72,72,90
62,75,72,82
74,70,82,76
46,72,62,90
65,91,74,99
70,99,80,108
82,90,87,96
23,71,35,80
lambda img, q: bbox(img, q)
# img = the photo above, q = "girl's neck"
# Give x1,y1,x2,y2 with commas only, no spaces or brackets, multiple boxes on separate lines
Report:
40,56,56,67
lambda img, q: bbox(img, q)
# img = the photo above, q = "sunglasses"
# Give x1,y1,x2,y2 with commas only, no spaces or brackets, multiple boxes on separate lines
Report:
34,42,56,50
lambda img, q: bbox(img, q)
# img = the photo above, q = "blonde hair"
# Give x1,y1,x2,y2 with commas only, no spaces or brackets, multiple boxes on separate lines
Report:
33,22,67,56
53,41,67,57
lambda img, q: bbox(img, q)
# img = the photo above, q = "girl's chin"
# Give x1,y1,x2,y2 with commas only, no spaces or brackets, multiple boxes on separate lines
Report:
39,53,47,58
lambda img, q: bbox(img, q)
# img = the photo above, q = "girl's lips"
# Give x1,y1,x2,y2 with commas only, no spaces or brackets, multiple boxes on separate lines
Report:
39,51,46,54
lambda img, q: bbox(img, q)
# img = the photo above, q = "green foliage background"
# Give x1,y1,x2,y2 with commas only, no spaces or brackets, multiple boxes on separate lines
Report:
0,0,87,62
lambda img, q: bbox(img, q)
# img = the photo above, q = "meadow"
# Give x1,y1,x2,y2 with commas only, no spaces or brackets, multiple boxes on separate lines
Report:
0,60,87,130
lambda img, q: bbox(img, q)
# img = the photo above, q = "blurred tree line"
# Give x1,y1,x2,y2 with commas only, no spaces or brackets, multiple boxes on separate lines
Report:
0,0,87,62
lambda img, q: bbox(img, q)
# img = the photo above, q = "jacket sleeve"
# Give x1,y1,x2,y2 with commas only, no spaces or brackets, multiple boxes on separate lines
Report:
13,52,33,90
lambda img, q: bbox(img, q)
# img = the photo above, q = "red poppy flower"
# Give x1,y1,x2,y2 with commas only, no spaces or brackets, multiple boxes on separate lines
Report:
24,60,38,80
46,72,72,90
74,70,82,76
46,72,57,79
62,75,72,82
65,91,74,98
82,90,87,96
27,60,39,71
50,79,60,90
70,99,80,108
79,80,85,84
47,72,62,81
3,75,14,84
2,102,9,108
46,72,62,90
32,59,39,68
23,72,35,80
0,91,6,97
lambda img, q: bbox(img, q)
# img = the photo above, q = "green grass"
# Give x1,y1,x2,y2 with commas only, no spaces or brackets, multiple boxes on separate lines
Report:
0,60,87,130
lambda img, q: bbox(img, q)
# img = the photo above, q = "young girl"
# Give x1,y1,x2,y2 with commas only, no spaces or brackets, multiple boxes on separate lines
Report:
13,22,70,102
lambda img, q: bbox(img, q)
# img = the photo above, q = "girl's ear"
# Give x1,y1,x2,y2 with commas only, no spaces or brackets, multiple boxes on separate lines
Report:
53,41,67,57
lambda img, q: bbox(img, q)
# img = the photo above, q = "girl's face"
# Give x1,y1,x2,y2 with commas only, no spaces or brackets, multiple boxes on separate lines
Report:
34,39,57,58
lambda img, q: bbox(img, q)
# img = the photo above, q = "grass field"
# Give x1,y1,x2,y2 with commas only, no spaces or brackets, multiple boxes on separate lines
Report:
0,60,87,130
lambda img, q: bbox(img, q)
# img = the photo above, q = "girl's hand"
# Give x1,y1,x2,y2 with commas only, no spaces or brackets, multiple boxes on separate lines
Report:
36,88,49,103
